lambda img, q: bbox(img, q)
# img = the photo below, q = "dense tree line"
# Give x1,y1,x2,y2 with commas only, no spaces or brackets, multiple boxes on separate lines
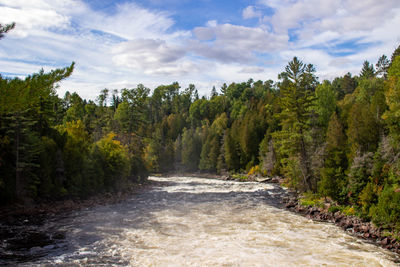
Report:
1,24,400,234
0,64,150,203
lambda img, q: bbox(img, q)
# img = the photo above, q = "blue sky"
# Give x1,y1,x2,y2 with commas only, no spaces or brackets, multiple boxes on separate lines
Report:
0,0,399,99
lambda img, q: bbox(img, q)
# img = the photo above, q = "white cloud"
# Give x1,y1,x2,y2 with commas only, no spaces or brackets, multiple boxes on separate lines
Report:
0,4,70,38
257,0,295,9
254,0,400,81
239,66,265,73
206,20,218,27
243,6,262,20
266,0,337,33
112,39,199,76
261,0,400,41
193,27,215,41
0,0,195,99
0,0,399,100
113,39,185,65
191,23,288,63
78,2,190,41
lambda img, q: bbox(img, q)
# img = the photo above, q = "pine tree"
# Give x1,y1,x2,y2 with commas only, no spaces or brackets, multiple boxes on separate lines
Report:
181,127,201,171
220,83,227,95
0,63,74,202
318,112,347,201
273,57,317,191
211,86,218,98
390,44,400,65
360,60,375,79
375,55,390,78
0,22,15,39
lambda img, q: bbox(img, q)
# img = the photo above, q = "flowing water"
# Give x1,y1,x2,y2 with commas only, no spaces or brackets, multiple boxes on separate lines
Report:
2,176,399,266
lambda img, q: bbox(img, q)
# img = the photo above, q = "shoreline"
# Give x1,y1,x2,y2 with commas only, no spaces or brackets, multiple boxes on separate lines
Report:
283,196,400,256
0,182,153,226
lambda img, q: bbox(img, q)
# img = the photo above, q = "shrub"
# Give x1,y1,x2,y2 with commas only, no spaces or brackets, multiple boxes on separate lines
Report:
370,185,400,230
92,132,130,190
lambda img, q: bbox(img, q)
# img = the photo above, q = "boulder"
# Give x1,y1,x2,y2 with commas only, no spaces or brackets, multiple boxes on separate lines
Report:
255,177,271,183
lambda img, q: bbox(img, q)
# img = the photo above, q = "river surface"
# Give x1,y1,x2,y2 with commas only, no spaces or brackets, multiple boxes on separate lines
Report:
2,176,399,266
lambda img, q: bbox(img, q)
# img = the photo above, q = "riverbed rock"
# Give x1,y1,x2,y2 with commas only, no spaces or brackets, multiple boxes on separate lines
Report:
381,238,389,246
255,177,271,183
284,200,297,209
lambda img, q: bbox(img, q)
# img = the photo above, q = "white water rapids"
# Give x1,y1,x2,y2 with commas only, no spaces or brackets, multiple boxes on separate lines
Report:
22,176,398,266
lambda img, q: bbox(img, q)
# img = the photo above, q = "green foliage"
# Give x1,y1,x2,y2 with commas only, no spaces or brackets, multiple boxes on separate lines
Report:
273,57,317,191
299,192,324,208
359,182,378,215
370,185,400,230
332,73,357,100
383,56,400,145
0,22,15,39
0,63,74,202
224,128,241,171
181,127,202,171
390,44,400,65
232,174,248,181
57,120,90,196
342,206,356,216
376,55,390,78
347,152,374,204
92,132,130,189
313,81,337,129
319,112,347,201
360,60,375,79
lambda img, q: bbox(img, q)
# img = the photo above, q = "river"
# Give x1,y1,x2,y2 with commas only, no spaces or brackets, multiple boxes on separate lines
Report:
2,176,399,266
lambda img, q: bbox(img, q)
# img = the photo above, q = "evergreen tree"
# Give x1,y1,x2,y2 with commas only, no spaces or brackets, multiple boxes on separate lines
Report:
181,127,201,171
360,60,375,79
273,57,317,191
383,55,400,145
0,22,15,39
0,63,74,202
390,44,400,65
220,83,227,95
319,112,347,201
375,55,390,78
313,81,337,129
211,86,218,98
224,129,241,171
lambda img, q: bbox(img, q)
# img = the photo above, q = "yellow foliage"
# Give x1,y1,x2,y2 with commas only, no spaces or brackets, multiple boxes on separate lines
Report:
57,120,89,143
342,206,356,216
247,165,260,176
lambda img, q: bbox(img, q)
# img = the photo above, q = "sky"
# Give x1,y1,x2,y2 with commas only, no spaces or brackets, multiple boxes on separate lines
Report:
0,0,400,99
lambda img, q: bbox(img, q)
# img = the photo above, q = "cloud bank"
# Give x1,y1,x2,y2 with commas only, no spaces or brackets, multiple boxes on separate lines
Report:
0,0,399,99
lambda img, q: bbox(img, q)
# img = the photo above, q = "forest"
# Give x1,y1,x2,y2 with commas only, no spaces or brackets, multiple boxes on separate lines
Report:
1,21,400,234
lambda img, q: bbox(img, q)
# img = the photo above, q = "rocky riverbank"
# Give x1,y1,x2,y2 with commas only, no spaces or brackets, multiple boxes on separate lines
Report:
283,196,400,255
0,182,152,264
0,182,150,224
